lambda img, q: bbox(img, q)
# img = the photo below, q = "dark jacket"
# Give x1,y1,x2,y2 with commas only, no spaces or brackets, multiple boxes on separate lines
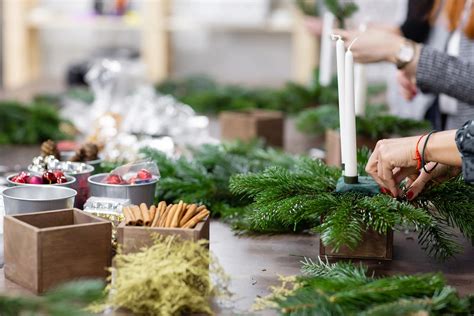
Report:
456,120,474,183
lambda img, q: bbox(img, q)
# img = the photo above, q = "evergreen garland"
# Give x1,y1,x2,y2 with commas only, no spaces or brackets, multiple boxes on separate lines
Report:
229,157,474,260
259,258,473,315
296,104,431,140
0,100,71,145
140,141,299,218
155,72,339,114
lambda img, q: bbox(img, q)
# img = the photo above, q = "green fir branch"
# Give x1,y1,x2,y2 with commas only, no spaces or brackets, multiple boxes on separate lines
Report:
265,260,473,316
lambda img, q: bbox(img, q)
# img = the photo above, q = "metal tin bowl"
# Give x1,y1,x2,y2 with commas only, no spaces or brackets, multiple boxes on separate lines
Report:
88,173,158,206
28,163,94,209
6,174,76,189
2,186,77,215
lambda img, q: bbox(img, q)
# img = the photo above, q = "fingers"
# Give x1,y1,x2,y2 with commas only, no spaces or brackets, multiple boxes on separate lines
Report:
397,71,417,100
366,144,386,189
405,170,433,200
393,166,418,184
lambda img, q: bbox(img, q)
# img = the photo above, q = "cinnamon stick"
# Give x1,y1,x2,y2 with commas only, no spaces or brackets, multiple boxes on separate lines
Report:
123,206,136,226
179,204,197,227
182,210,209,229
171,201,184,228
140,203,151,226
149,205,157,225
131,205,143,226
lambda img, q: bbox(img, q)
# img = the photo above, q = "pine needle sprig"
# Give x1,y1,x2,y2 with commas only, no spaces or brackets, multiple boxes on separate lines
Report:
301,257,370,281
263,260,473,316
416,177,474,239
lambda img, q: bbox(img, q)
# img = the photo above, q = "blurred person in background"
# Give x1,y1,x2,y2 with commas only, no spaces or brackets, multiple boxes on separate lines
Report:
337,0,474,130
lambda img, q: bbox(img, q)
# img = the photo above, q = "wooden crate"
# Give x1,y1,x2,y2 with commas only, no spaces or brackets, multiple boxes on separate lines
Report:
320,229,393,260
325,129,378,167
4,209,112,294
219,110,284,147
117,216,210,254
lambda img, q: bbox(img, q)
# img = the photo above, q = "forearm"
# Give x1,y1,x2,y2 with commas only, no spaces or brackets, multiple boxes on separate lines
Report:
420,130,462,167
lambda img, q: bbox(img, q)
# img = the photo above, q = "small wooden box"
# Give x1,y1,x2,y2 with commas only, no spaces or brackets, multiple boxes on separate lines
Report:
219,110,284,147
117,217,210,254
4,209,112,294
320,229,393,260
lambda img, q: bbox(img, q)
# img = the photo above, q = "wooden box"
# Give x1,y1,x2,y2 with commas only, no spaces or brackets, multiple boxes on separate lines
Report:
4,209,112,294
325,129,378,167
117,216,210,254
320,229,393,260
219,110,284,147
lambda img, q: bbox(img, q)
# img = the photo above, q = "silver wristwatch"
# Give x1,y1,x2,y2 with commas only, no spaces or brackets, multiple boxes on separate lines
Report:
395,40,416,69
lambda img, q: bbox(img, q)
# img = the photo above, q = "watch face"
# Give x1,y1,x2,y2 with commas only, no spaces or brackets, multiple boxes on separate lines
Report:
399,44,415,63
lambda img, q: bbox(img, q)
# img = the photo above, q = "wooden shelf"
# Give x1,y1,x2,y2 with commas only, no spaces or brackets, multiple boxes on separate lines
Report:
1,0,317,89
27,13,142,31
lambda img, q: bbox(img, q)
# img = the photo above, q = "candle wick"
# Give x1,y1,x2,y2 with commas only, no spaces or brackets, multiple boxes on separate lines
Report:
331,34,342,41
348,37,359,51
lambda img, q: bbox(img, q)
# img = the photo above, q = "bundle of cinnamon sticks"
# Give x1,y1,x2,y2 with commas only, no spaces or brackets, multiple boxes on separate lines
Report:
122,201,210,229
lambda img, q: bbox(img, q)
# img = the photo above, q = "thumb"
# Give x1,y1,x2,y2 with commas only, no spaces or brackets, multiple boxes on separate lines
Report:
406,170,433,200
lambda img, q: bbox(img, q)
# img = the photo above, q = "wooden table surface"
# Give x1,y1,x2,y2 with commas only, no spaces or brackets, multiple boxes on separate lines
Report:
0,221,472,315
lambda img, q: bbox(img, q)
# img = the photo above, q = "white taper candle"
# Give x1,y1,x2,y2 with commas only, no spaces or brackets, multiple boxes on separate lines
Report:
355,23,368,117
343,38,358,181
331,34,346,171
354,63,367,116
318,12,335,87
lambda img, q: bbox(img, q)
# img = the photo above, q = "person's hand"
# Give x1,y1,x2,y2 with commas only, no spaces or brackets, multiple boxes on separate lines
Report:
365,136,420,197
334,28,404,63
397,70,418,100
304,16,323,36
404,163,461,200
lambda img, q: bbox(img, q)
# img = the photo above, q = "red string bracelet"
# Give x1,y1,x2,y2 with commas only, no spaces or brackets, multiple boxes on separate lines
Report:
414,134,426,170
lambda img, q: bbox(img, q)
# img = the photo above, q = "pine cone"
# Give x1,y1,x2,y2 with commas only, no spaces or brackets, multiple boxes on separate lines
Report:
40,140,60,159
82,143,99,161
69,143,99,162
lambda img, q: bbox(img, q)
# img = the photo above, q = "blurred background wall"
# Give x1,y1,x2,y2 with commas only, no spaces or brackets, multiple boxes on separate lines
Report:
2,0,408,90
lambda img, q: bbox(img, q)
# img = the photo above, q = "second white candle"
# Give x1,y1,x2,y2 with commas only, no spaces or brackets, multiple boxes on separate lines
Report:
343,41,358,180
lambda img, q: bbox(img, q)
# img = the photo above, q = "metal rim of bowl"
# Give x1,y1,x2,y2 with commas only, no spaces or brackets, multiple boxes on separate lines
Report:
28,163,95,175
88,173,159,187
6,174,76,187
1,186,77,201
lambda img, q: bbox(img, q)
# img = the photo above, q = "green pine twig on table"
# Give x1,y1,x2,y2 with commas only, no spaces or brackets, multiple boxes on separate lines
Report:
259,259,473,315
